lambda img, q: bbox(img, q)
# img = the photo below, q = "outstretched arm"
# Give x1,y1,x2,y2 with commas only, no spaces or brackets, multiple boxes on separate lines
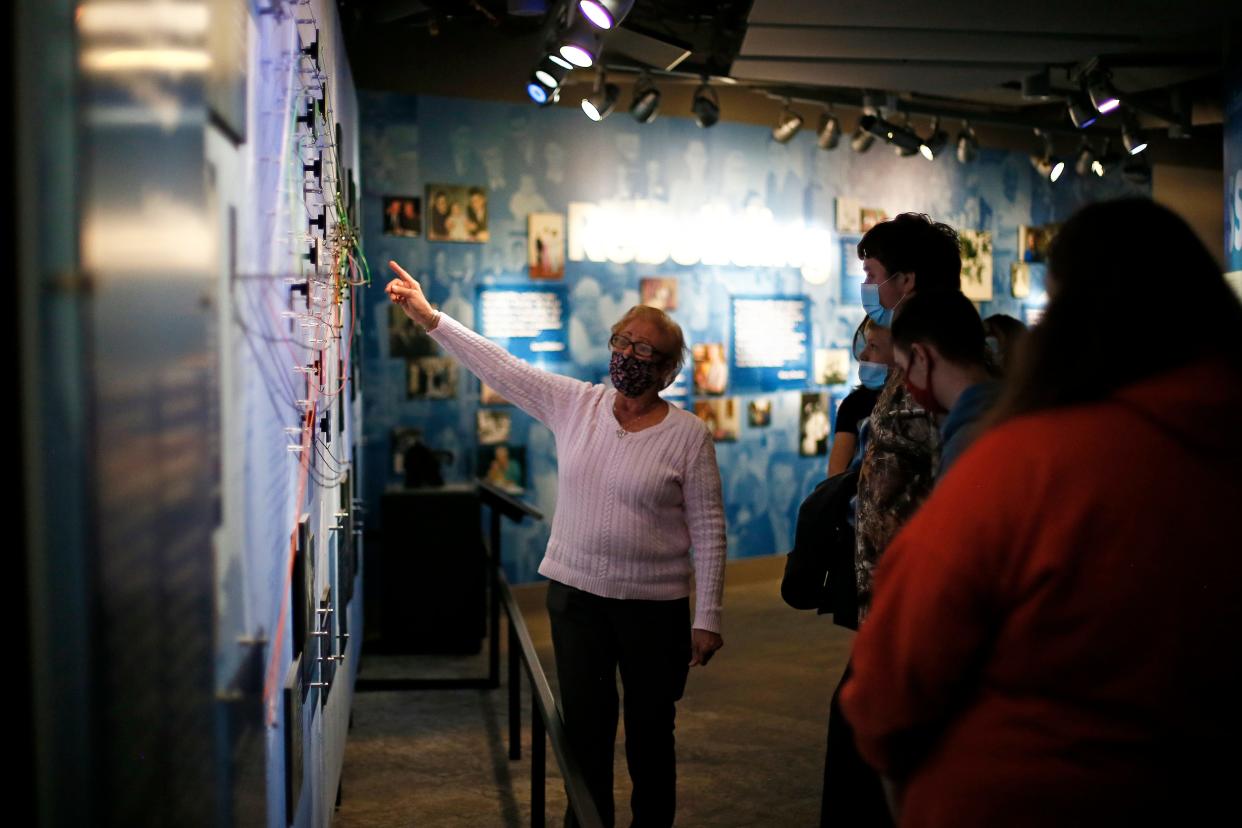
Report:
386,260,587,426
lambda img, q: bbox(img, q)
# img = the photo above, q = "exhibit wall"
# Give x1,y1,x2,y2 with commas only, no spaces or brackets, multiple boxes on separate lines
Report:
206,2,362,827
1225,28,1242,292
359,91,1146,585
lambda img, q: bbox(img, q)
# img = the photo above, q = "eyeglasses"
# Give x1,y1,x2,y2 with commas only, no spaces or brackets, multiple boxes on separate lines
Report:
609,333,664,360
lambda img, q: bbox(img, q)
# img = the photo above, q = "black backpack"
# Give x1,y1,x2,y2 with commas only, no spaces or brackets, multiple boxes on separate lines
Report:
780,469,860,630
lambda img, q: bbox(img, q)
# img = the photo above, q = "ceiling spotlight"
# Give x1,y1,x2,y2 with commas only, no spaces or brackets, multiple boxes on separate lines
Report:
558,16,601,68
861,112,922,156
549,53,574,70
816,109,841,150
527,80,550,105
578,0,634,30
850,124,875,153
1073,139,1097,177
956,120,979,163
1122,109,1147,155
1092,138,1119,176
1030,130,1064,182
1067,92,1098,129
533,55,570,90
1086,67,1120,114
919,117,948,161
691,80,719,128
581,70,619,121
629,71,661,123
772,103,803,143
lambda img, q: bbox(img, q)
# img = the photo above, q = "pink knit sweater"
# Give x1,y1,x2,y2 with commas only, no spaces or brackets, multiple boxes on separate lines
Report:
429,314,727,632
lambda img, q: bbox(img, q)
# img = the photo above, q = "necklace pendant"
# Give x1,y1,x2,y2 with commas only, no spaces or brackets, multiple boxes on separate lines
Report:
616,427,627,438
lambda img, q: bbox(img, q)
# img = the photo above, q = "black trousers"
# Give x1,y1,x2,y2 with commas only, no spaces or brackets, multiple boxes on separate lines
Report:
821,659,893,827
546,580,691,828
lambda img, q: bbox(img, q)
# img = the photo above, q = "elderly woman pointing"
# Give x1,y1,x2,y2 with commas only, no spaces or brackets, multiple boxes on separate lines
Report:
386,261,726,828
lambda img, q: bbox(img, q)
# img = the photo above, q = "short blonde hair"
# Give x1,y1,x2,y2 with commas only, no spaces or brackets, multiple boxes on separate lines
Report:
611,305,687,388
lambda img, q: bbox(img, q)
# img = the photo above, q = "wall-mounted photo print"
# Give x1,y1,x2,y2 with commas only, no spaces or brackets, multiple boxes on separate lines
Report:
814,348,851,385
959,229,994,301
528,212,565,279
478,444,525,493
860,207,889,233
407,356,458,399
480,382,510,406
800,392,831,456
695,398,740,442
1011,261,1031,299
640,277,678,311
389,303,439,359
476,409,511,445
426,184,488,242
383,195,421,237
835,196,862,234
748,398,772,427
1018,223,1059,263
692,343,729,395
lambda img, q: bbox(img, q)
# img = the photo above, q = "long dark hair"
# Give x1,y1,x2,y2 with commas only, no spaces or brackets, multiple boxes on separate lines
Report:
986,198,1242,427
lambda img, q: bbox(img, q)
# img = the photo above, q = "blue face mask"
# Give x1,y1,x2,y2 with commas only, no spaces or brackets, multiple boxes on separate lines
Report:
858,360,888,390
860,272,904,326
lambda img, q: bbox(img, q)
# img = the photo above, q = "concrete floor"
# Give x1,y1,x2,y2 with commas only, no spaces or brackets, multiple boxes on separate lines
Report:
336,555,854,827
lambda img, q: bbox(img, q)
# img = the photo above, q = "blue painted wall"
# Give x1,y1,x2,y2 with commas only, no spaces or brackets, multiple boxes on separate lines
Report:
1225,28,1242,282
359,91,1146,585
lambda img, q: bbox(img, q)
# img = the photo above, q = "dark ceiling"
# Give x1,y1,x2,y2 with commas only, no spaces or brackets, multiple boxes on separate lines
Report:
338,0,1241,167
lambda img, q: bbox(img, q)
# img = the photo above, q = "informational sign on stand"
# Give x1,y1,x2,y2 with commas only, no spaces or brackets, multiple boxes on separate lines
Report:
730,295,811,391
476,285,569,361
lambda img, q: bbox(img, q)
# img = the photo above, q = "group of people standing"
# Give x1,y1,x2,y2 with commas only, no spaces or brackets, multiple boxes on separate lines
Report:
387,195,1242,827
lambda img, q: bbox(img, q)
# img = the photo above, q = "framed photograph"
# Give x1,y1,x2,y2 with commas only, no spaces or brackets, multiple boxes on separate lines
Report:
1018,223,1059,263
959,229,994,301
835,197,862,234
528,212,565,279
283,655,304,826
480,382,510,406
426,184,489,242
694,398,740,442
799,392,831,457
391,427,424,476
476,410,511,445
860,207,889,233
748,398,772,427
383,195,422,237
814,348,851,385
839,237,864,305
407,356,458,399
692,343,729,395
478,444,525,493
640,277,679,311
1011,261,1031,299
389,303,438,359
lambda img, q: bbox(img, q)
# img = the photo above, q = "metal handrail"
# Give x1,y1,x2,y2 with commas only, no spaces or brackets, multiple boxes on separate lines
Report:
477,483,604,828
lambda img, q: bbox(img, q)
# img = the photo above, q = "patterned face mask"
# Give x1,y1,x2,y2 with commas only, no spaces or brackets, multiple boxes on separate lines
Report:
610,351,662,397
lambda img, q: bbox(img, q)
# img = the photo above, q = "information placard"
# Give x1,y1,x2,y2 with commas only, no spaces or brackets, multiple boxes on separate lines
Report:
730,295,811,391
476,285,569,362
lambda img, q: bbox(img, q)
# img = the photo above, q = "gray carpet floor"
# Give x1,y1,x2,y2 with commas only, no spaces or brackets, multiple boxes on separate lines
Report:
336,555,854,827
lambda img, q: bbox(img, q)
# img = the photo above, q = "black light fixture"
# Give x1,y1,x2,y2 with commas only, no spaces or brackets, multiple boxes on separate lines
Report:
1030,130,1066,182
527,78,560,107
956,120,979,163
772,101,803,143
1086,66,1121,115
558,15,602,68
851,95,877,152
919,116,948,161
1067,91,1099,129
578,0,634,30
691,79,719,128
816,107,841,150
861,112,922,156
1073,138,1097,177
629,71,660,123
1121,109,1147,155
581,68,619,121
1092,137,1120,176
533,54,570,90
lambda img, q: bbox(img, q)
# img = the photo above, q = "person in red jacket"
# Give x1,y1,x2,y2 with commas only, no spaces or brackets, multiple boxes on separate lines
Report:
840,198,1242,827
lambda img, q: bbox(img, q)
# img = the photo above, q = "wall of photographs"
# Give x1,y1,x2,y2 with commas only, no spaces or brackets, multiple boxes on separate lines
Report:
360,91,1146,585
